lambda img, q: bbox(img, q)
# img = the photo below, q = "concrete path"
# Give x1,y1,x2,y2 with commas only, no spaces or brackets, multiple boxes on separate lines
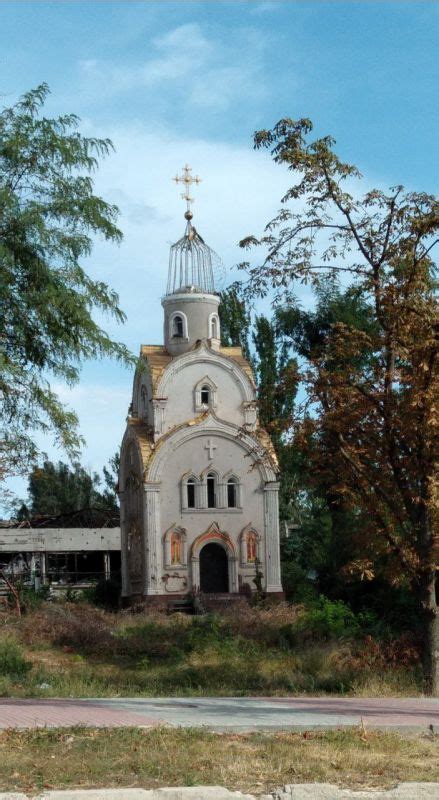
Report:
1,696,438,732
1,785,439,799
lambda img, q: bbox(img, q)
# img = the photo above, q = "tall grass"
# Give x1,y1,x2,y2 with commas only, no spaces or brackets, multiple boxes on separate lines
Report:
0,600,423,698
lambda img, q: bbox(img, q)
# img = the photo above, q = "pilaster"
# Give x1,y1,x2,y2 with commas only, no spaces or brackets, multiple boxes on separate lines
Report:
263,481,283,593
119,491,130,597
143,481,162,595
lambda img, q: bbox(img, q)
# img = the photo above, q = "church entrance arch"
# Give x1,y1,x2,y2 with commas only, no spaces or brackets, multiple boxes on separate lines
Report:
199,542,229,593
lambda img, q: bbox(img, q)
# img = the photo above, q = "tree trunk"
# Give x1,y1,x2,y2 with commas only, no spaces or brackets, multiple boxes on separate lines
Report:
426,573,439,697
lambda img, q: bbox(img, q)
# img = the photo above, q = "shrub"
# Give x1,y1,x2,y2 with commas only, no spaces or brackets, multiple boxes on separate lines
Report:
19,603,118,654
86,577,121,610
280,596,361,646
0,639,32,681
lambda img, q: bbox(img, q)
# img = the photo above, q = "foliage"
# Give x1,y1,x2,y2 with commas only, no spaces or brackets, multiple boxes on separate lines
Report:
0,639,31,681
14,453,119,521
218,285,252,361
0,84,133,479
239,116,438,689
86,576,121,610
252,314,298,453
1,600,422,697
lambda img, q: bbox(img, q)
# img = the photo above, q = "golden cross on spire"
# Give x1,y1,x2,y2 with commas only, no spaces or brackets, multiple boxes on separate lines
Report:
173,164,202,220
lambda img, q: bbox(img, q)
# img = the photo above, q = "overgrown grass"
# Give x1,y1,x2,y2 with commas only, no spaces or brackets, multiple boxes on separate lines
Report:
0,726,437,794
0,601,423,698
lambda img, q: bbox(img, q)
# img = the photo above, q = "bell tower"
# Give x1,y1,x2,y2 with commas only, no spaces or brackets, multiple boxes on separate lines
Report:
162,165,221,356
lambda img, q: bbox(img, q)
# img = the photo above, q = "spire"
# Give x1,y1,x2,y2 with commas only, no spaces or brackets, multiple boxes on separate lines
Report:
166,164,218,296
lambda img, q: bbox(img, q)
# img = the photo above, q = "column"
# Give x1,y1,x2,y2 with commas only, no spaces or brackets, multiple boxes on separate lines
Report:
41,553,47,585
190,555,200,592
104,553,111,581
263,482,283,593
143,481,162,595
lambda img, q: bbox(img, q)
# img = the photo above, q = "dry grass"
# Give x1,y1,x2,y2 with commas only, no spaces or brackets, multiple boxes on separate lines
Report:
0,726,437,795
0,602,423,698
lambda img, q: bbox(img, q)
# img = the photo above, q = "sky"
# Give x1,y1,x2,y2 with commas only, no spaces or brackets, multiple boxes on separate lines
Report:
1,0,438,508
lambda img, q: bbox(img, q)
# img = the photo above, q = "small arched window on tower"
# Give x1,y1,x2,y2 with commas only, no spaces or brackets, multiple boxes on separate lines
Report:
207,472,217,508
187,477,196,508
173,314,184,338
227,477,238,508
209,313,220,340
200,384,210,406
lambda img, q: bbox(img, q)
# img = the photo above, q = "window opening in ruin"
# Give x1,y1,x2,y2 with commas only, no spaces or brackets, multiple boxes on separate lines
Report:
173,315,184,337
227,478,237,508
201,385,210,405
187,478,196,508
207,473,216,508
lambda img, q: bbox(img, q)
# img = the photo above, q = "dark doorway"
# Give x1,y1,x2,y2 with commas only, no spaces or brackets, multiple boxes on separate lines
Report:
200,543,229,593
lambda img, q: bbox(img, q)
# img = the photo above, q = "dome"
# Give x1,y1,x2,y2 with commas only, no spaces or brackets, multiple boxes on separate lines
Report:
166,220,217,295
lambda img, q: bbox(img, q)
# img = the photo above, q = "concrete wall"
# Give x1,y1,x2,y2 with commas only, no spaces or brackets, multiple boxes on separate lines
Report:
0,528,121,553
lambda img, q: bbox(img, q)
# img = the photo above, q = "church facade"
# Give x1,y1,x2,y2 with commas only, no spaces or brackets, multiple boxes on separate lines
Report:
119,170,283,605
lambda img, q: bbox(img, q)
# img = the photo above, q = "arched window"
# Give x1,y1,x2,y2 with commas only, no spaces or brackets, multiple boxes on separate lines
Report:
247,532,257,563
173,315,184,337
227,477,238,508
187,477,196,508
170,531,183,565
209,312,220,340
164,525,187,568
194,376,217,412
200,385,210,406
207,473,216,508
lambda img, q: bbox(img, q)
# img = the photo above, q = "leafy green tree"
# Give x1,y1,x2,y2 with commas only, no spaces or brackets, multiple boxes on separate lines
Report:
240,117,438,691
16,453,119,523
218,286,252,361
0,84,133,481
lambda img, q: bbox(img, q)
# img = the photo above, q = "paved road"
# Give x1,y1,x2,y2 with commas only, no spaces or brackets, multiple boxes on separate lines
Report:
1,696,438,732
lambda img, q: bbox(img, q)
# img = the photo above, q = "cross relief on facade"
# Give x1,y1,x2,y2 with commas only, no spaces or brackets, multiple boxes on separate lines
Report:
204,439,217,460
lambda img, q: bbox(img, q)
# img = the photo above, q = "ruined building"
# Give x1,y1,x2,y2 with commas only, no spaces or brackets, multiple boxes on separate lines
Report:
119,166,283,606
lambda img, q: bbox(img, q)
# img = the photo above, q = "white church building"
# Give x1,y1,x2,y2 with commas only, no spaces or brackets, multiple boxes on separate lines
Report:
119,167,283,606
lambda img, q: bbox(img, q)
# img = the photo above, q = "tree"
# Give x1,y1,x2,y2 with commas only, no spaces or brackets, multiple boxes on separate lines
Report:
15,453,119,524
240,118,438,691
219,286,252,361
0,85,133,481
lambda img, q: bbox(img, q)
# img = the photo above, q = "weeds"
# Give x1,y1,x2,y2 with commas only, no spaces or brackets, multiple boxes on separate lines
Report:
0,600,423,697
0,726,437,793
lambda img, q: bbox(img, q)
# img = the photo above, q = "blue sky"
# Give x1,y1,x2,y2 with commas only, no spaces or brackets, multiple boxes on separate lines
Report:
1,1,438,506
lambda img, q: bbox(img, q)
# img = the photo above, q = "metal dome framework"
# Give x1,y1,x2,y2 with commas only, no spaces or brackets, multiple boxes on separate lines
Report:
166,221,217,295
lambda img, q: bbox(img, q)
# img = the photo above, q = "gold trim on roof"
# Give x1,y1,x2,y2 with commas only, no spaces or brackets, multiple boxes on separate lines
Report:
139,343,255,392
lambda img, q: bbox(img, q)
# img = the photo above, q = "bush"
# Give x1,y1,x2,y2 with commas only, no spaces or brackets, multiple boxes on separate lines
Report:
19,603,118,654
280,596,361,646
7,581,50,614
87,577,121,610
0,639,32,681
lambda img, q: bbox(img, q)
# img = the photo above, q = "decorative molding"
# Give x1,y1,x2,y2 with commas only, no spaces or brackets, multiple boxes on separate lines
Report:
242,400,258,431
156,340,255,404
194,375,218,412
146,415,277,484
163,523,187,568
208,311,220,341
168,309,189,341
190,522,238,594
152,399,167,438
239,523,261,567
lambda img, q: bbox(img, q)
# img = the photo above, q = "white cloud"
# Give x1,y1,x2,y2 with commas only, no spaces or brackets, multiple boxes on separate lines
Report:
2,117,305,513
76,22,267,112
